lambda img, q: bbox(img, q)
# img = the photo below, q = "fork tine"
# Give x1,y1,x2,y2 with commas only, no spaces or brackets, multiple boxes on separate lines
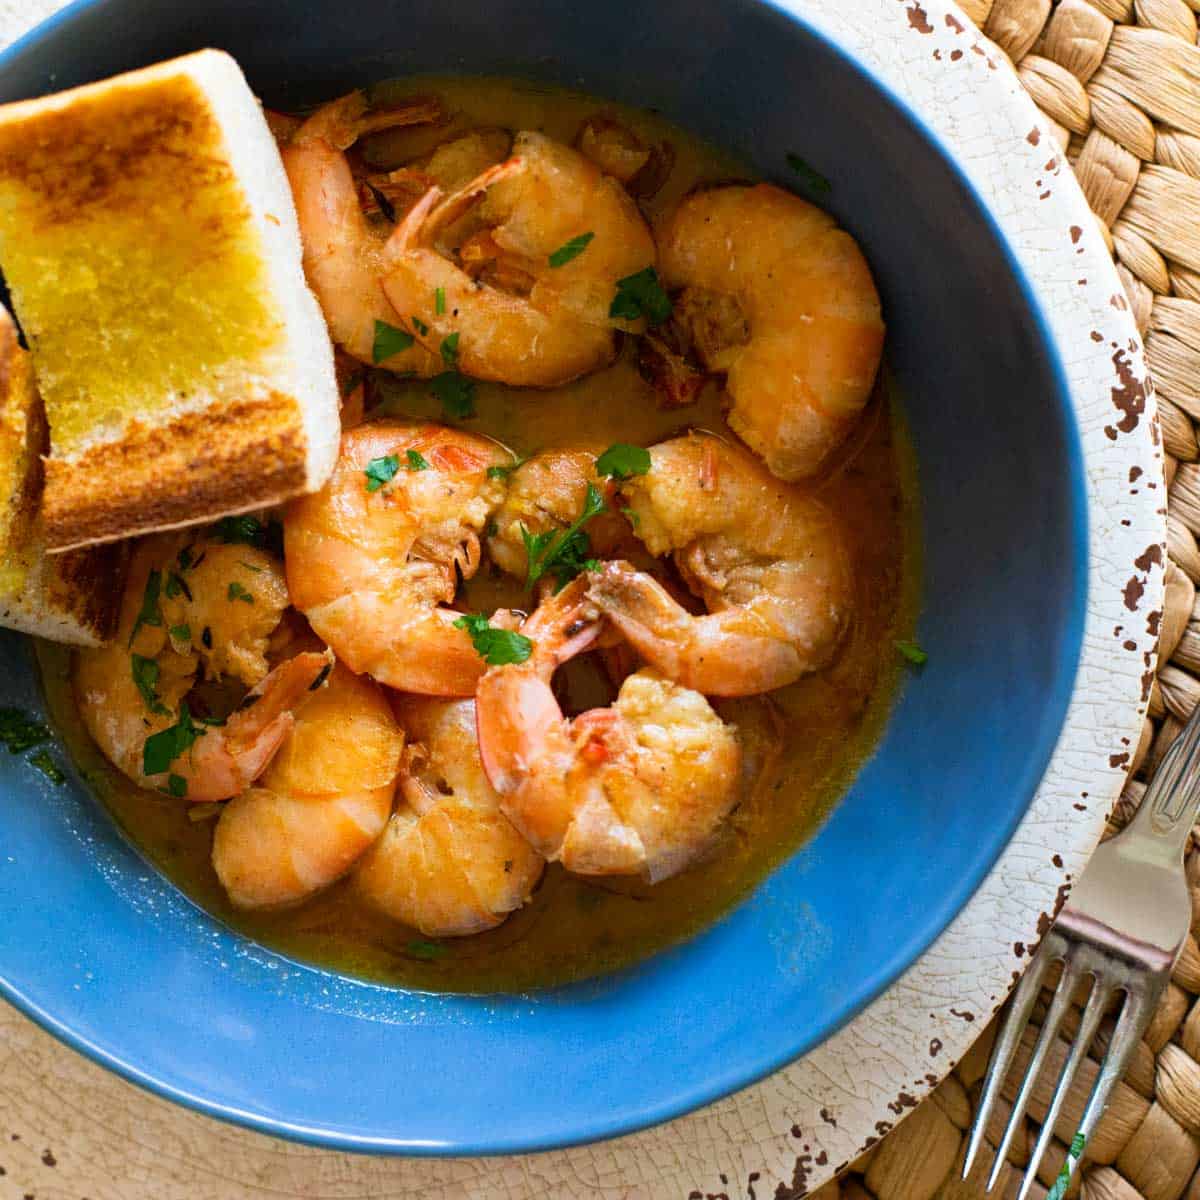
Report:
962,942,1057,1179
1015,971,1110,1200
986,952,1083,1190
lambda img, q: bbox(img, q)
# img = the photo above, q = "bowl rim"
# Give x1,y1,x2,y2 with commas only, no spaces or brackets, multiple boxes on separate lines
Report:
0,0,1161,1183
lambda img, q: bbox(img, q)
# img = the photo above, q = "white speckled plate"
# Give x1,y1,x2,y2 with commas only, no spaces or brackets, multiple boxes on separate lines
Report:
0,0,1161,1194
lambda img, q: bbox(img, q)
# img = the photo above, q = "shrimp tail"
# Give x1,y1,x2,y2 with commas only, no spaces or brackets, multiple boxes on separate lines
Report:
588,561,801,696
180,650,333,803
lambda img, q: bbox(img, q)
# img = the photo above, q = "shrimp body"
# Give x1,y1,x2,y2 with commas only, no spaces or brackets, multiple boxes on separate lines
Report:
588,433,852,696
284,420,509,695
382,132,657,387
354,697,543,937
475,578,742,883
658,184,884,480
282,91,444,374
486,446,631,579
212,660,403,910
75,536,328,801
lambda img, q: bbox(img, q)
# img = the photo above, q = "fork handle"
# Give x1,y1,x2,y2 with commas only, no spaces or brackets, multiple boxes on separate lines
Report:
1128,698,1200,860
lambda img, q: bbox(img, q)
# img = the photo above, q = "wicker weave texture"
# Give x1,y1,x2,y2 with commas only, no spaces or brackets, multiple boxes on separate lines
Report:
828,2,1200,1198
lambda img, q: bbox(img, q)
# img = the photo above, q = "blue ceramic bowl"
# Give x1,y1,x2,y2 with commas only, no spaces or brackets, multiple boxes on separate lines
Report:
0,0,1086,1154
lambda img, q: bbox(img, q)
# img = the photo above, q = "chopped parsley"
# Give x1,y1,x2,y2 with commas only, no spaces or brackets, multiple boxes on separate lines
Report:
29,750,65,785
596,443,651,481
412,316,429,337
131,654,168,715
405,449,431,471
406,939,448,960
785,152,832,194
0,708,52,754
549,231,594,268
522,482,605,591
430,371,476,419
895,640,928,666
163,570,192,602
365,454,401,492
439,331,460,367
487,455,527,480
620,505,640,529
164,773,188,798
212,515,283,556
169,624,190,643
372,319,415,364
142,703,205,777
609,266,672,325
177,545,204,572
227,581,254,604
435,286,446,315
129,569,164,645
454,613,533,666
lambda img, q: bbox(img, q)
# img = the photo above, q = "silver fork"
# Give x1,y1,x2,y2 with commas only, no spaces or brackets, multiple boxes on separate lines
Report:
963,700,1200,1199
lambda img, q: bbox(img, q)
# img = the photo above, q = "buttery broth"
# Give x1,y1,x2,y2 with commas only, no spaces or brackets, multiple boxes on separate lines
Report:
39,76,919,993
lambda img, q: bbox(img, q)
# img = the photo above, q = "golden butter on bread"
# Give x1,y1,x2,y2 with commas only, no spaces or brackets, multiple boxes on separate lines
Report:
0,308,123,645
0,49,339,551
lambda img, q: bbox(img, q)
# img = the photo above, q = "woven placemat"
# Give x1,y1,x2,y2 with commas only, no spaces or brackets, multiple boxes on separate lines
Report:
828,2,1200,1199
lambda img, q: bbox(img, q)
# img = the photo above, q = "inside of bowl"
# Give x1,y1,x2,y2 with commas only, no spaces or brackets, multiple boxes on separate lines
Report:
0,0,1086,1153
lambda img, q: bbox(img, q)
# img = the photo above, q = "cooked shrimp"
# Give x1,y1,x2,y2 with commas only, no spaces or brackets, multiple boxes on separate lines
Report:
475,576,742,882
587,433,852,695
75,536,328,801
354,697,543,936
486,446,633,580
281,91,444,373
284,419,509,695
381,131,657,387
657,184,884,480
212,660,404,909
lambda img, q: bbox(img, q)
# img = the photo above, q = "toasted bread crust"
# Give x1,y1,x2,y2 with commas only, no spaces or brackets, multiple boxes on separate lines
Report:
43,389,308,551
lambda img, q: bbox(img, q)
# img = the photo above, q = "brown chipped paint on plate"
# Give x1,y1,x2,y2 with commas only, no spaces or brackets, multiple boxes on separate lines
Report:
0,0,1161,1196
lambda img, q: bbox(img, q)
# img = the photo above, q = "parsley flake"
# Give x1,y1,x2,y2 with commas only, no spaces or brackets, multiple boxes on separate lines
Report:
454,613,534,666
430,371,476,419
487,455,527,480
129,569,164,645
895,640,928,666
609,266,672,325
596,443,651,481
549,231,594,268
440,331,460,367
142,703,205,777
435,286,446,315
168,624,191,643
212,515,283,555
785,153,832,194
131,654,169,715
163,570,192,602
522,482,606,591
405,449,431,471
227,581,254,604
165,773,188,798
29,750,65,785
372,319,415,364
0,708,52,754
412,316,429,336
365,454,401,492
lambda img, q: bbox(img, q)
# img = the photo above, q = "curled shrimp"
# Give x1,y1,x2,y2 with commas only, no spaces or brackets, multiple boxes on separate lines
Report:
485,446,634,581
475,576,742,883
587,432,852,696
656,184,884,480
284,419,509,695
381,131,657,387
282,91,444,373
212,659,404,910
354,697,543,937
74,535,328,801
